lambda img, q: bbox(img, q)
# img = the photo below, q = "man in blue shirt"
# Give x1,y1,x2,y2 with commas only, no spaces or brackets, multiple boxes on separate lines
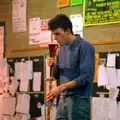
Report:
47,14,95,120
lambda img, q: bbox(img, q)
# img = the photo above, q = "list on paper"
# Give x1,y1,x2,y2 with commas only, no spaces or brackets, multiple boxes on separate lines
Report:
12,0,27,32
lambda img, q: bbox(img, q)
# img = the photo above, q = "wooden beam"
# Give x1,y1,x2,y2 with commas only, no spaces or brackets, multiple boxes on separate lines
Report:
12,46,48,53
12,40,120,53
92,40,120,45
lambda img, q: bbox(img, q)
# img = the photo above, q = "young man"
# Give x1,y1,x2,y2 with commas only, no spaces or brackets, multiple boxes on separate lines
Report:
46,14,95,120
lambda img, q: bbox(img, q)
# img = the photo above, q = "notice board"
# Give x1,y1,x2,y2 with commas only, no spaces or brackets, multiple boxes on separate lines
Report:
83,0,120,26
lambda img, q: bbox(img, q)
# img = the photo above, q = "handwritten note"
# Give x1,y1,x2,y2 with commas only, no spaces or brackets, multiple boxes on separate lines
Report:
70,14,83,35
12,0,27,32
29,18,40,34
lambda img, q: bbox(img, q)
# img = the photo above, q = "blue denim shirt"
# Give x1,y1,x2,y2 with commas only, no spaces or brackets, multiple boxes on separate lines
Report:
54,36,95,97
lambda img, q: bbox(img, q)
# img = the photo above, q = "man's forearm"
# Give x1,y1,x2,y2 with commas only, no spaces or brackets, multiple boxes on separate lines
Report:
59,80,77,92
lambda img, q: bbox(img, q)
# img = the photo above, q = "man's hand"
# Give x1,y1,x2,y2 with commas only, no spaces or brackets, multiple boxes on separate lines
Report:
46,86,61,102
46,57,56,67
46,80,77,102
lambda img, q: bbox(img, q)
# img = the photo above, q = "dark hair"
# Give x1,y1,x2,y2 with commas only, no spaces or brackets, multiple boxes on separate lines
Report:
48,14,73,34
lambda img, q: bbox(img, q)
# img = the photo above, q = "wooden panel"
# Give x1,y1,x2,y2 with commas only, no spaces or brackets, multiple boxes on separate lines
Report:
12,40,120,53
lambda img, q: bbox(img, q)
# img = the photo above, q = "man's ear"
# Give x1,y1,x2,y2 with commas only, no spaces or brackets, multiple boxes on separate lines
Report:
65,28,71,34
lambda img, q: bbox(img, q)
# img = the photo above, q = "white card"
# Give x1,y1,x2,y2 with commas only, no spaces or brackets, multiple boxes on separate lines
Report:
33,72,41,91
107,53,116,67
98,65,109,86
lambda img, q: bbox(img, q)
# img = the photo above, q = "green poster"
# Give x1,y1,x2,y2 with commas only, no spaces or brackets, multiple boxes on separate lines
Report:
83,0,120,26
70,0,83,6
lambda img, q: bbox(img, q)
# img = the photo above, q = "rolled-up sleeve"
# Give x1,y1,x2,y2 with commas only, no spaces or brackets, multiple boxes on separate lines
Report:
74,44,95,87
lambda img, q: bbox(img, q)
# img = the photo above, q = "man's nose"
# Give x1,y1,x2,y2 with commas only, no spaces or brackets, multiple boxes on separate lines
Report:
54,35,58,40
54,35,59,42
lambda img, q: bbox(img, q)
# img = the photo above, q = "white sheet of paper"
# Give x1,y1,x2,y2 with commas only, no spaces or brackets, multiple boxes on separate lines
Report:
107,68,117,87
2,97,16,116
108,99,118,120
39,31,51,46
20,81,28,92
29,33,41,45
19,62,29,91
70,14,83,35
109,87,119,99
15,62,21,80
106,54,116,67
98,65,109,86
9,79,19,96
33,72,41,91
116,69,120,86
16,94,30,114
25,60,33,80
21,94,30,114
20,62,27,81
12,0,27,32
92,97,109,120
16,94,22,112
29,18,40,34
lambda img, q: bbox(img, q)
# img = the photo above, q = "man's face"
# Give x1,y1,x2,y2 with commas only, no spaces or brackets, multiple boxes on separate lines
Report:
52,28,70,46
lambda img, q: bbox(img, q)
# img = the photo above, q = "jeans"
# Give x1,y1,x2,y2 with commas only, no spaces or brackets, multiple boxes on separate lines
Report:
56,95,90,120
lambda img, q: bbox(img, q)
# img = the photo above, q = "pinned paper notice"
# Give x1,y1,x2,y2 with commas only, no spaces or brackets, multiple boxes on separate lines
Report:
33,72,41,91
